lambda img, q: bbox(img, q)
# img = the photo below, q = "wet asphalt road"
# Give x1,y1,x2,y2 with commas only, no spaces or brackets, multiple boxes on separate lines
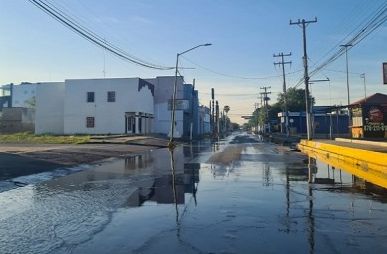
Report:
1,132,387,254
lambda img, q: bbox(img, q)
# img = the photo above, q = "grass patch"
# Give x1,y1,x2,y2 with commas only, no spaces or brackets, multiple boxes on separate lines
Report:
0,132,90,144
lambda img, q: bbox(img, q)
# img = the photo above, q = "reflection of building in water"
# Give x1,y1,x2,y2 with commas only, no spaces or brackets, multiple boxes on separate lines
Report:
36,146,200,207
124,154,153,170
126,163,200,207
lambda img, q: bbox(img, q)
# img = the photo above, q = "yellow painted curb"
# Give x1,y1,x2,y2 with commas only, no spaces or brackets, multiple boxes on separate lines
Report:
298,140,387,169
298,140,387,190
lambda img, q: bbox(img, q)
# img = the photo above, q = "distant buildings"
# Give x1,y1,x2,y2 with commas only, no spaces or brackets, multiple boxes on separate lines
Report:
1,76,213,138
277,106,349,137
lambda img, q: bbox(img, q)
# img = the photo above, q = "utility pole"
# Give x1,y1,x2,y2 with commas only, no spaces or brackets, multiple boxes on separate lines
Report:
274,52,292,136
254,102,259,134
260,86,271,134
190,79,195,141
340,43,352,131
290,17,317,140
211,88,215,138
360,73,366,102
215,100,219,138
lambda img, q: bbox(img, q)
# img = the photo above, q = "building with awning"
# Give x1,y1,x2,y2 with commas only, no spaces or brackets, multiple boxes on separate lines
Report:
350,93,387,139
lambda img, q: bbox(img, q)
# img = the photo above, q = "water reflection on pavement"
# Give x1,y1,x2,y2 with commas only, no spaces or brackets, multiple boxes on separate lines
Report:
1,133,387,254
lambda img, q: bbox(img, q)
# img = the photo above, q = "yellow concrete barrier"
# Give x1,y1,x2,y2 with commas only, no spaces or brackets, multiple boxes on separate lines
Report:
298,140,387,188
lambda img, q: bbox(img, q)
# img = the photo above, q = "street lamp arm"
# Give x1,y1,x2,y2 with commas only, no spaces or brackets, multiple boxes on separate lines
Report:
178,43,212,56
168,42,212,148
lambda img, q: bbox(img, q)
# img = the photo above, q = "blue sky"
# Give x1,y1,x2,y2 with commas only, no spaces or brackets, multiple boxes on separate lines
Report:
1,0,386,123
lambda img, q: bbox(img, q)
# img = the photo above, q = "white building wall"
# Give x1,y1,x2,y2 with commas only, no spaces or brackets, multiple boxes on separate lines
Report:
146,76,184,138
35,82,65,134
64,78,154,135
12,83,37,108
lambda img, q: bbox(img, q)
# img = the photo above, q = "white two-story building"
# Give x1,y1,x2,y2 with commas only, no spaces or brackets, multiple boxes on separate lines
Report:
35,78,154,135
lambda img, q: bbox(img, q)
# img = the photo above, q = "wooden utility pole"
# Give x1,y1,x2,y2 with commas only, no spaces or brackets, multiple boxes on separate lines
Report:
260,86,271,133
290,17,317,140
274,52,292,136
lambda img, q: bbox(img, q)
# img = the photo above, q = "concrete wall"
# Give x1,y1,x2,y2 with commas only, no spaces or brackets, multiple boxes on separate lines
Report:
0,107,35,133
146,76,184,138
35,82,65,134
64,78,154,134
12,83,37,108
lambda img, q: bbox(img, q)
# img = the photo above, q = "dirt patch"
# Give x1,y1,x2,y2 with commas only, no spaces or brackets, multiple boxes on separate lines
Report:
0,143,159,180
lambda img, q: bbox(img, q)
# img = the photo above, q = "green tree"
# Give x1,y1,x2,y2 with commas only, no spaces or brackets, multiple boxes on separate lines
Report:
276,87,314,112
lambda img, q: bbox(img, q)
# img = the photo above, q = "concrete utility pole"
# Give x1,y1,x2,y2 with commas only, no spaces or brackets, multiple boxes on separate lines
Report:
254,102,259,133
169,43,211,149
290,17,317,141
274,52,292,136
360,73,366,102
340,43,352,131
211,88,215,137
260,86,271,133
215,100,220,138
190,79,195,141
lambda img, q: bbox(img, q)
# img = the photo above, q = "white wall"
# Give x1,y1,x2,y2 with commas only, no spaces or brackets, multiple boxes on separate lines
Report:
35,82,65,134
146,76,184,137
12,83,37,108
64,78,154,134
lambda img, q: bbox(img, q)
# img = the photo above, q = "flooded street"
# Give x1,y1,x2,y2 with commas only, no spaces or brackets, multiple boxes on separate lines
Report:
1,132,387,254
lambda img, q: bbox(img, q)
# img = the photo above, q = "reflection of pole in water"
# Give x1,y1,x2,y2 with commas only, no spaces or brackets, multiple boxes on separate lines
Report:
306,156,315,253
308,157,313,183
308,181,315,254
285,167,290,233
192,165,198,206
262,163,273,186
169,149,179,224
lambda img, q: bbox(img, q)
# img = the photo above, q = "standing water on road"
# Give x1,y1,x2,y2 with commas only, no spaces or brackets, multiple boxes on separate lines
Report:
1,133,387,253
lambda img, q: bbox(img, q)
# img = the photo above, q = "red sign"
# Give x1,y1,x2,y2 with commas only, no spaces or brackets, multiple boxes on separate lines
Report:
384,62,387,85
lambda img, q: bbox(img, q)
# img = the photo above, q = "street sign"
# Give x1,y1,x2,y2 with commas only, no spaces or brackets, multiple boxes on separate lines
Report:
383,62,387,85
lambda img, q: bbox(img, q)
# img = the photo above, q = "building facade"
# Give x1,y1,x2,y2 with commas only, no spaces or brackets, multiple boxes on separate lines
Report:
145,76,185,138
12,82,37,108
350,93,387,139
198,106,211,135
35,78,154,135
64,78,154,135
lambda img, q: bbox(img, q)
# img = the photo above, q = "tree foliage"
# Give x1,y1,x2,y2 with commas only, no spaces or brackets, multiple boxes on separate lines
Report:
246,88,314,129
277,87,314,112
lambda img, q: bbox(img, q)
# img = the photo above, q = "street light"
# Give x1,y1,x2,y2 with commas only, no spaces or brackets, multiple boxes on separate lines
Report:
340,44,352,131
168,43,212,149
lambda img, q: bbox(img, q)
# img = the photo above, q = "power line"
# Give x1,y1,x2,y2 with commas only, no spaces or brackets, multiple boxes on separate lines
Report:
291,3,386,89
309,3,387,78
181,55,303,80
28,0,174,70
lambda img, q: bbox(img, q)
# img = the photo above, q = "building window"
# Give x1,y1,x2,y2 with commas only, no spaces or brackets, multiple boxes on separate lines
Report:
87,92,95,103
107,91,116,102
86,117,95,128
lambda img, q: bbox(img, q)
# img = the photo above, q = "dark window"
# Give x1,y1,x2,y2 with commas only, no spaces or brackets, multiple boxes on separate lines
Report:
107,91,115,102
86,117,95,128
87,92,95,103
